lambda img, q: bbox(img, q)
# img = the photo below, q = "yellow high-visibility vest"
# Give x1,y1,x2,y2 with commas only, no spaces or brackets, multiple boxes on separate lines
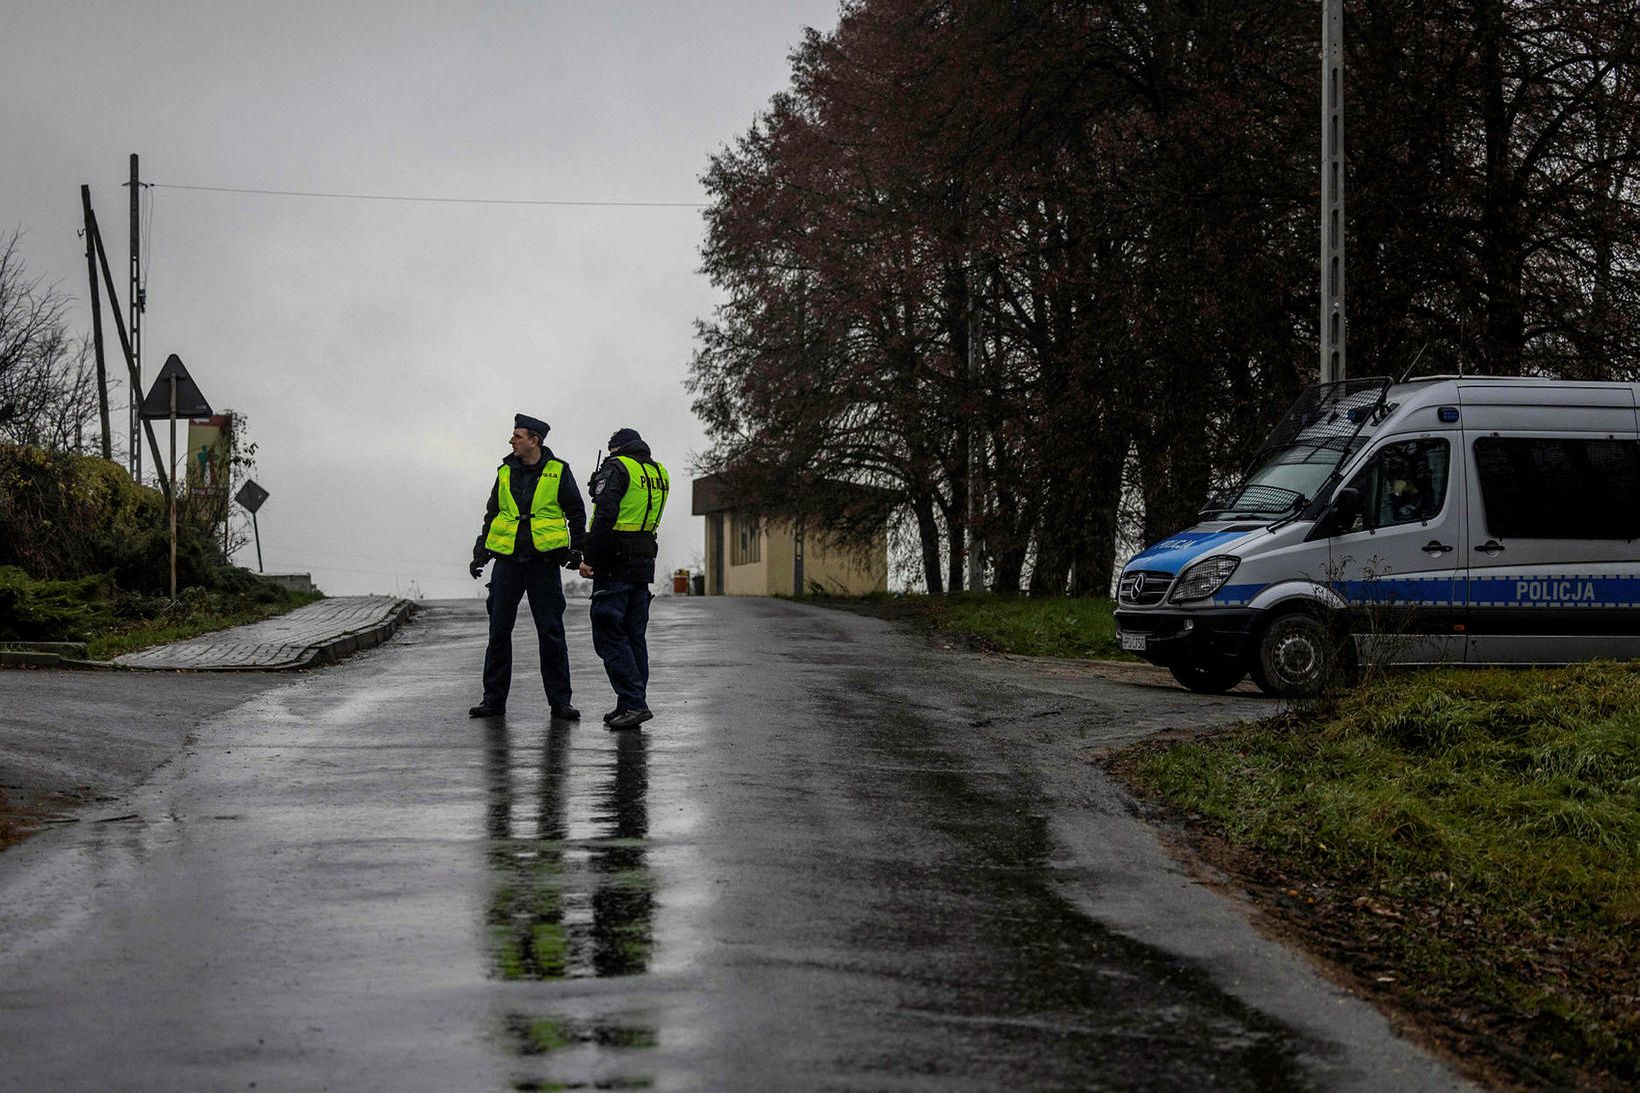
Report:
602,455,669,533
484,461,570,554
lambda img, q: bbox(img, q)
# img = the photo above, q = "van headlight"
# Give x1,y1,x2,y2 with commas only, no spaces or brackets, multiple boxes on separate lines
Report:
1169,555,1239,603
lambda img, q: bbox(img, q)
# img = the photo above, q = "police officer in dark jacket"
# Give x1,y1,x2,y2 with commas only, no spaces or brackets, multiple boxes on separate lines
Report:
578,428,668,730
468,413,587,720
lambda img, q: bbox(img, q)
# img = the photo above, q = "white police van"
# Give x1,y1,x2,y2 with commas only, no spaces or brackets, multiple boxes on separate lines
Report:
1114,376,1640,696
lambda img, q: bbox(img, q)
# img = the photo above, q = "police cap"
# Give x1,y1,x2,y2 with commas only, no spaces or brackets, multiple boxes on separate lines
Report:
514,413,550,439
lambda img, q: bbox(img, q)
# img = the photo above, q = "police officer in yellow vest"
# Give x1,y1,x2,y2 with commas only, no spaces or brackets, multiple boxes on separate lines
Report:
578,428,668,730
468,413,587,720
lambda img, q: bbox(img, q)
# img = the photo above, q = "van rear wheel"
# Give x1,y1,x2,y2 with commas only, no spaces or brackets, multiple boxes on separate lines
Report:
1251,612,1333,697
1168,660,1247,694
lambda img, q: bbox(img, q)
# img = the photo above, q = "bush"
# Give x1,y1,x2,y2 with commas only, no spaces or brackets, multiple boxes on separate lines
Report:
0,566,114,641
0,443,229,593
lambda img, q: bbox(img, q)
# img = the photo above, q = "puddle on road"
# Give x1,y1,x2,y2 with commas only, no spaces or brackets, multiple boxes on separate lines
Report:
485,722,657,1087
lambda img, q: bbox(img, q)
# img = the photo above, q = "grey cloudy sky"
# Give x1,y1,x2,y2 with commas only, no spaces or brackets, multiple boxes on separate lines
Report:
1,1,839,597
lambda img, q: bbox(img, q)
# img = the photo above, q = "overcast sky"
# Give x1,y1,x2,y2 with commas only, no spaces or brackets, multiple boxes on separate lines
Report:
1,1,840,598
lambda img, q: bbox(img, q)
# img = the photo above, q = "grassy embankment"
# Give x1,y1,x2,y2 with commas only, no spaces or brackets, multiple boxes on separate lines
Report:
0,445,320,659
833,591,1131,659
1,565,321,661
831,591,1638,1086
1114,666,1639,1089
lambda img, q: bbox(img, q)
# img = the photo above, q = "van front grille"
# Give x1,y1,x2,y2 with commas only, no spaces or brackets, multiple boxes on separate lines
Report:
1118,570,1173,606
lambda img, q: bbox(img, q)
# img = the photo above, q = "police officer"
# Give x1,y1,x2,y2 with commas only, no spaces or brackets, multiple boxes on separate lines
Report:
578,428,668,730
469,413,587,720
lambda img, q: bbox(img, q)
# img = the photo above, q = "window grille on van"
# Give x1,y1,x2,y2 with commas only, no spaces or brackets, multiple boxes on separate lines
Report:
1202,377,1392,519
1118,570,1173,606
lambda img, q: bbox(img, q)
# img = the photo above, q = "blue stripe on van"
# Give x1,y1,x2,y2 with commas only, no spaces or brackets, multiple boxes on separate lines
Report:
1211,583,1267,606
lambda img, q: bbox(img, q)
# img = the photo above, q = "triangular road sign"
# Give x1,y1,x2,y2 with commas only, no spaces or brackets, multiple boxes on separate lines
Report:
140,354,213,419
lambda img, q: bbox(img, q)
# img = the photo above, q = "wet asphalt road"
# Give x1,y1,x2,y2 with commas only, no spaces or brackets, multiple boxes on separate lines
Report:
0,598,1466,1091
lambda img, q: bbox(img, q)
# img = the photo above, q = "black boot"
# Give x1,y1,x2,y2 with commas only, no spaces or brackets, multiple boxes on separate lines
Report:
550,704,581,721
468,703,505,718
606,708,653,731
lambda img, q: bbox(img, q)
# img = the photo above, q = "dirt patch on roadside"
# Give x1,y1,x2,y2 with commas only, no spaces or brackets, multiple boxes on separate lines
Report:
1108,763,1637,1093
0,785,84,852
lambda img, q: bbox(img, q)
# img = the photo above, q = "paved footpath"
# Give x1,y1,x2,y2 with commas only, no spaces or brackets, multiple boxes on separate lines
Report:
114,595,415,671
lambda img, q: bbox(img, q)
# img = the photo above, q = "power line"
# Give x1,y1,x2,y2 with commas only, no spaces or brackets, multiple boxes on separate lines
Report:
151,182,708,209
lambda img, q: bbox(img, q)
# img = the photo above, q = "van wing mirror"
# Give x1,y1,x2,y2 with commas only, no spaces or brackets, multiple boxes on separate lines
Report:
1328,486,1363,532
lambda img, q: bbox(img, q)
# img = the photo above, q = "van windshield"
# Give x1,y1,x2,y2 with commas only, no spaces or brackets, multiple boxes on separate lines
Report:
1208,438,1366,517
1203,378,1392,519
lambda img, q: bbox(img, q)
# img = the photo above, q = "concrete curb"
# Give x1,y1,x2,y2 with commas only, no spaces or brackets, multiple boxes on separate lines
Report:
44,598,423,673
118,598,420,672
0,642,118,670
284,598,418,670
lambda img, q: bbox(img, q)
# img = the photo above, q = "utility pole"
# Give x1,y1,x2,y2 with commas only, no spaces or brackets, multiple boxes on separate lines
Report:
1320,0,1346,383
169,372,177,600
88,206,170,501
79,186,112,460
965,264,985,594
127,153,143,482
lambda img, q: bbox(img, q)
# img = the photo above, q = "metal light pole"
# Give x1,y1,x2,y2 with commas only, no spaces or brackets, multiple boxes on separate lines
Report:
1321,0,1347,383
965,264,984,594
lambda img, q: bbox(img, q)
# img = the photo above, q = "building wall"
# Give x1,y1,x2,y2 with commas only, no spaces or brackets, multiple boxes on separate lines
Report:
709,510,885,597
764,519,796,596
704,513,724,595
802,529,887,596
723,516,772,596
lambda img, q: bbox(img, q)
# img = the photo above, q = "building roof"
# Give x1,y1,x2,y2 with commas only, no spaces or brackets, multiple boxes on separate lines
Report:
691,471,891,517
691,472,735,515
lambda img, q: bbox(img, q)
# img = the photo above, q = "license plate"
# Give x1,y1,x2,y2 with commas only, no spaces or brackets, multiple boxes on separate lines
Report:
1119,632,1148,652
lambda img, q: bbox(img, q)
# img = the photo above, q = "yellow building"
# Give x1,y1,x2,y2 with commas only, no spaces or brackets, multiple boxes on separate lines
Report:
691,474,888,597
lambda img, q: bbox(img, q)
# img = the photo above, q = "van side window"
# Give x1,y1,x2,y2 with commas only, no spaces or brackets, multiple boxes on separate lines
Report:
1342,438,1450,532
1473,437,1640,539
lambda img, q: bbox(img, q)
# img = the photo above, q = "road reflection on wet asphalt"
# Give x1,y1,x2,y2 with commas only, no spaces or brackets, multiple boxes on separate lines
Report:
485,716,658,1088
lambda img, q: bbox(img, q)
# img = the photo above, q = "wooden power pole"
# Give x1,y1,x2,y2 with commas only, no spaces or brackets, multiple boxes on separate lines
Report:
79,186,112,460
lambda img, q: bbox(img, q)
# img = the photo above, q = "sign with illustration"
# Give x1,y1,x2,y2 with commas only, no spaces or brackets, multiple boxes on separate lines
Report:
187,414,234,499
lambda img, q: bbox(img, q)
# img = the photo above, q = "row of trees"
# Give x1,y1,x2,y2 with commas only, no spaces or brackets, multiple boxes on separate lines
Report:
688,0,1640,595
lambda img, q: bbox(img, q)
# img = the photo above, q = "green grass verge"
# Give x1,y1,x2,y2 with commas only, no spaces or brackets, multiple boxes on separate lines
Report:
86,589,324,660
1113,663,1640,1088
818,591,1132,660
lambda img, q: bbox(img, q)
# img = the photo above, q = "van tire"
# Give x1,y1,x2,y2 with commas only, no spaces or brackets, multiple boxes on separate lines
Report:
1250,612,1333,698
1168,660,1247,694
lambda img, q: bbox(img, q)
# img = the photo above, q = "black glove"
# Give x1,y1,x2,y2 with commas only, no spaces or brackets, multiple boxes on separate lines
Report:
563,550,583,571
469,559,485,579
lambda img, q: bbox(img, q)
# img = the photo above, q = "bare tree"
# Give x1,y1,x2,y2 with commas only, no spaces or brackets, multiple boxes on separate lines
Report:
0,230,109,453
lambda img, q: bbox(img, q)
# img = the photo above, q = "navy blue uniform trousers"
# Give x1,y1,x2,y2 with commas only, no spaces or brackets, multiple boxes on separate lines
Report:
590,578,652,711
481,556,572,710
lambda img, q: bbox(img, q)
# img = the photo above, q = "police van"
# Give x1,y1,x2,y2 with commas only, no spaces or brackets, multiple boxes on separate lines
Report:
1114,376,1640,696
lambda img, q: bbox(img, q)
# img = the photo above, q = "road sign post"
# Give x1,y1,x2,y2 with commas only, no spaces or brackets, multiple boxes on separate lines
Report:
235,479,270,573
141,354,213,600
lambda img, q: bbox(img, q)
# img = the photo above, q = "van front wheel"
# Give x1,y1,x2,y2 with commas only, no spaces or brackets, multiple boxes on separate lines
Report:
1251,612,1332,697
1168,660,1247,694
